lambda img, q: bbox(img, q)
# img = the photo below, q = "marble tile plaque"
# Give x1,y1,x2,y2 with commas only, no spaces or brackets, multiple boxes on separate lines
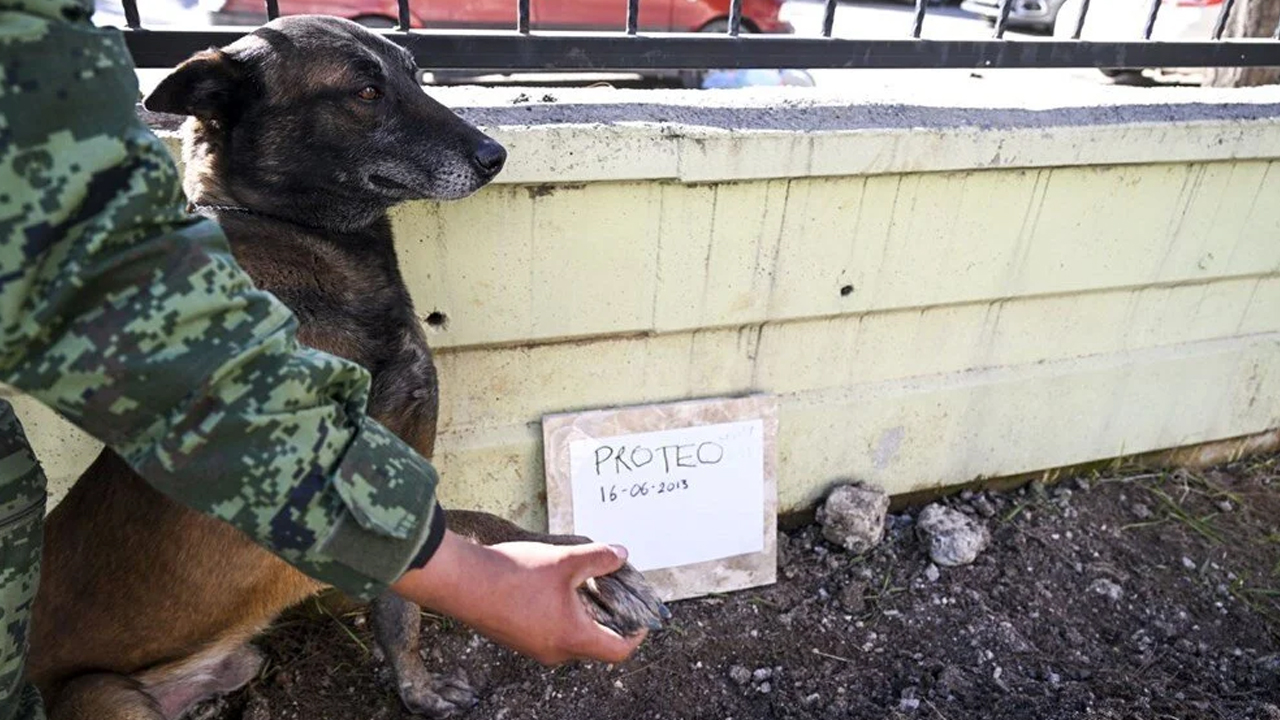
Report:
544,395,778,601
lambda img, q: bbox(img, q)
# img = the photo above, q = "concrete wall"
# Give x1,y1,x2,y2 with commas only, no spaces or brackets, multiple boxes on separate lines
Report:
12,84,1280,531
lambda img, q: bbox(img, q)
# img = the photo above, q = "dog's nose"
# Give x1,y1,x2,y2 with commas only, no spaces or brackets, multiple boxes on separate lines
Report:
473,139,507,176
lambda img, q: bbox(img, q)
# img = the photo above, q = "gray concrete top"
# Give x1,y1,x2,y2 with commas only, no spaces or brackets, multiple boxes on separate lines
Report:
139,75,1280,184
140,74,1280,135
432,77,1280,130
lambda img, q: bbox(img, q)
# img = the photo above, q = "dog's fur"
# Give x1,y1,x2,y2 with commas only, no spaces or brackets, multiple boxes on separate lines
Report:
26,17,666,720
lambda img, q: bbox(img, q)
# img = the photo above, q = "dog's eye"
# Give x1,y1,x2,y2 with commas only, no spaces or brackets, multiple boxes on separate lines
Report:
356,86,382,101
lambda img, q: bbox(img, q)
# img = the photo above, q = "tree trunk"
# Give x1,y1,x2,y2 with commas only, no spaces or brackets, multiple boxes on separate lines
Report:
1203,0,1280,87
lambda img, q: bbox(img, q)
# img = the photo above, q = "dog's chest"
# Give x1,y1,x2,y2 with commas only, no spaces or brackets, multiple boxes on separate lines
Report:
226,224,439,434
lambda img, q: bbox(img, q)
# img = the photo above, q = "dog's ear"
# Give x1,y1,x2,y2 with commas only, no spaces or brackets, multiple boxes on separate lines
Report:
144,49,244,120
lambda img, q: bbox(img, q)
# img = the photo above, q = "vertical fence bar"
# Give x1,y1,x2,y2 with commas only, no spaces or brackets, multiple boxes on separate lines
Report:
821,0,837,37
122,0,141,28
911,0,927,38
1211,0,1235,38
517,0,530,33
992,0,1014,38
1071,0,1090,38
728,0,743,35
397,0,411,30
265,0,279,20
626,0,639,35
1142,0,1161,39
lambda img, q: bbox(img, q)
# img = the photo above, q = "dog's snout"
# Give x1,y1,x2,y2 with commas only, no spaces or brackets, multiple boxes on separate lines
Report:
472,139,507,177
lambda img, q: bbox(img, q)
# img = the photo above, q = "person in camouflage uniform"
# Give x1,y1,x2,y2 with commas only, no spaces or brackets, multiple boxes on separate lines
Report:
0,2,643,718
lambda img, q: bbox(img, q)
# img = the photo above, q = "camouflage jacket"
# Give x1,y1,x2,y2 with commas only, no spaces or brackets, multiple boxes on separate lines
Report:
0,0,444,600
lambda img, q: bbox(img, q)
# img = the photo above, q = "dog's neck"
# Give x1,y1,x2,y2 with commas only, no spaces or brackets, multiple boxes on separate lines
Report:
188,200,335,235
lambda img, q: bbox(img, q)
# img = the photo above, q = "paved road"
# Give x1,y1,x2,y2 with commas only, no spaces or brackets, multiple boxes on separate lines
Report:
781,0,1032,41
774,0,1135,90
119,0,1161,93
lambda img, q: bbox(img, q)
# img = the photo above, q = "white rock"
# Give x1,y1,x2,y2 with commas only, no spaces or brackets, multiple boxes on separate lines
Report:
917,504,991,566
1090,578,1124,601
817,483,890,553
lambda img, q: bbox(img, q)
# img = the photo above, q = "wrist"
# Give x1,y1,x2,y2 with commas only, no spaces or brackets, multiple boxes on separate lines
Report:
405,503,448,572
392,530,507,621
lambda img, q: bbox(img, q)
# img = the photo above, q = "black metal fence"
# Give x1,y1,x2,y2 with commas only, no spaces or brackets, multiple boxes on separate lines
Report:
121,0,1280,71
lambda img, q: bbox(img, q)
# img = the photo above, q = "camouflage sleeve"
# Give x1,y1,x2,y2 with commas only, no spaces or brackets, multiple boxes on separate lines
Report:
0,0,445,600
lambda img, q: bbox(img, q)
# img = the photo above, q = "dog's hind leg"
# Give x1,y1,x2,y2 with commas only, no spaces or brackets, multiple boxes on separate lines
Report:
133,642,263,720
370,592,477,719
52,642,266,720
49,650,256,720
47,674,163,720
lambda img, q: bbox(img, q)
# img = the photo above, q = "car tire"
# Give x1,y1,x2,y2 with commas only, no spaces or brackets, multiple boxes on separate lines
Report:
1099,68,1144,83
680,19,751,89
353,15,397,27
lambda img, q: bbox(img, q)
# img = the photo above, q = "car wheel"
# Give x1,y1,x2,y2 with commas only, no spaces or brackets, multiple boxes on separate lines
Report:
353,15,397,27
1099,68,1144,83
680,19,750,89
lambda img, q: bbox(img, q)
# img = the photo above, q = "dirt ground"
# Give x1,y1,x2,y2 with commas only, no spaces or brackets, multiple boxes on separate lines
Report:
209,453,1280,720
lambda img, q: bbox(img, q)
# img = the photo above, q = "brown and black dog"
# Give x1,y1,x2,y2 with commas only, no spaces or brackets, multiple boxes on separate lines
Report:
26,16,667,720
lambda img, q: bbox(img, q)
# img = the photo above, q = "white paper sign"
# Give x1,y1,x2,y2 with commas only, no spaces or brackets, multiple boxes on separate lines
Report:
568,419,765,572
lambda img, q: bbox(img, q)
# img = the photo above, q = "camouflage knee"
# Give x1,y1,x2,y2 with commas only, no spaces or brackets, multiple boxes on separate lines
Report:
0,402,48,720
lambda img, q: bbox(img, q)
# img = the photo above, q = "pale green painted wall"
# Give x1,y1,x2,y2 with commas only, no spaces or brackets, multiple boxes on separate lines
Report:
13,112,1280,532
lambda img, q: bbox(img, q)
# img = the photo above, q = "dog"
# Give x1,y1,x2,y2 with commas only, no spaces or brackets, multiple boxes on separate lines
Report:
25,16,667,720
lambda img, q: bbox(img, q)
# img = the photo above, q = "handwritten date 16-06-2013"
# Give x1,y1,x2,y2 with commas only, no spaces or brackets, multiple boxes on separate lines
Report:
599,479,691,504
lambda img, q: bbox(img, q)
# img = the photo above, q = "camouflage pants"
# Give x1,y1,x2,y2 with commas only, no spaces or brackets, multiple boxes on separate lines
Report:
0,402,48,720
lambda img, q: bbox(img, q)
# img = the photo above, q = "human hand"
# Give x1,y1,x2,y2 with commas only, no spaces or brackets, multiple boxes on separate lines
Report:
392,531,648,665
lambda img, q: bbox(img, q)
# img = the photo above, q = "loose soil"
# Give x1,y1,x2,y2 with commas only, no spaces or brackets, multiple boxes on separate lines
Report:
210,454,1280,720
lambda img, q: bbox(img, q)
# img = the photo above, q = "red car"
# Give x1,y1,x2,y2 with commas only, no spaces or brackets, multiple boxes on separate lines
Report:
209,0,791,35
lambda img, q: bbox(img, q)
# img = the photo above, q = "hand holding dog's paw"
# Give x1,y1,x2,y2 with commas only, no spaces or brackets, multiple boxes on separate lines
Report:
393,531,657,666
578,554,671,638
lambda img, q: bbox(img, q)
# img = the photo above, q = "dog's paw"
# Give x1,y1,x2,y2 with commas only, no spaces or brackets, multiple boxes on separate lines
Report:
579,562,672,637
397,668,478,719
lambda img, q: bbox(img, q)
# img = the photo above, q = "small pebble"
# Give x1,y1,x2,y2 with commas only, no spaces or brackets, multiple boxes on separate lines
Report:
839,582,867,613
1182,556,1197,571
1090,578,1124,601
971,495,997,518
924,564,941,583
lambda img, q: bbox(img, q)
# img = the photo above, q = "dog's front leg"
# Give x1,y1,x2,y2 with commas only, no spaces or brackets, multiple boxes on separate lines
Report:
370,592,478,719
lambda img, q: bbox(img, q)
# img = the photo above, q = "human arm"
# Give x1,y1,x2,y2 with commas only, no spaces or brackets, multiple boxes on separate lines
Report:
0,3,439,600
1,3,648,668
393,532,647,664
